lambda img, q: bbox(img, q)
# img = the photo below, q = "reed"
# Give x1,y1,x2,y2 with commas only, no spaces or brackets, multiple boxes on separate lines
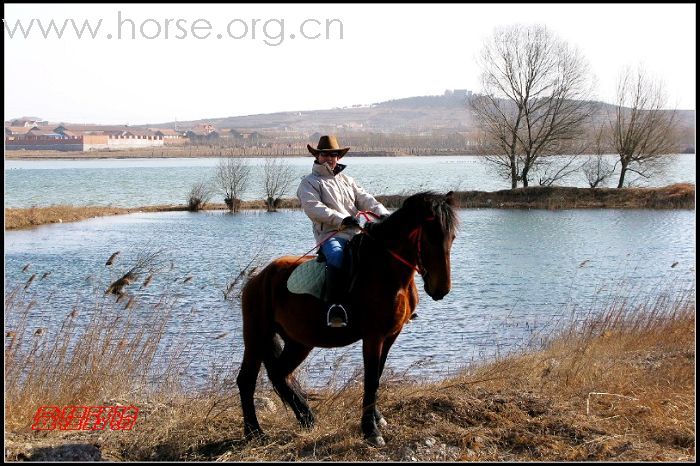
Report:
4,274,694,461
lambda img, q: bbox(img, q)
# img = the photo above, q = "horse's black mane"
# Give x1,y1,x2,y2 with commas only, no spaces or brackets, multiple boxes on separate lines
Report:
360,192,458,246
396,191,459,237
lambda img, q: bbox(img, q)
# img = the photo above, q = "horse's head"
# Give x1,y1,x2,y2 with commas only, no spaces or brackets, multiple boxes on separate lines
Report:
400,191,458,300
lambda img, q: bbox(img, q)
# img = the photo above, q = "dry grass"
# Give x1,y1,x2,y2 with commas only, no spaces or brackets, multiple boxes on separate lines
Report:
4,200,305,231
4,290,181,431
4,279,695,461
4,205,188,230
5,184,694,231
4,147,296,159
375,184,695,210
445,183,696,210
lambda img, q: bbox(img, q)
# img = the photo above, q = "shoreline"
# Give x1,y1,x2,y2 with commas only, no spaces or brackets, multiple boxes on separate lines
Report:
5,184,695,231
4,149,480,160
6,149,694,160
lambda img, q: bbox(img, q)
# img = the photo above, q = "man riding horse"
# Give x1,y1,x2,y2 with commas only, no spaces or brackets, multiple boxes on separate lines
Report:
237,188,457,445
297,135,390,328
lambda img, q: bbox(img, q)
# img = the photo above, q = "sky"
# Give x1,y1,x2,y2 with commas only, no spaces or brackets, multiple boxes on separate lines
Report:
3,3,696,125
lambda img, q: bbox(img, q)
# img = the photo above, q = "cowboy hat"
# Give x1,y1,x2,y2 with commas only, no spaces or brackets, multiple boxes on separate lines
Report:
307,135,350,158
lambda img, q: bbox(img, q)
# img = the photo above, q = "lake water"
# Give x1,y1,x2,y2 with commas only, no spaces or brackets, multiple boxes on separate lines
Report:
5,208,695,388
4,154,696,208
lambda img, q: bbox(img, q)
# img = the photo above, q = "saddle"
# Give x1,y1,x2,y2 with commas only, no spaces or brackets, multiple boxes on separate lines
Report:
287,234,365,299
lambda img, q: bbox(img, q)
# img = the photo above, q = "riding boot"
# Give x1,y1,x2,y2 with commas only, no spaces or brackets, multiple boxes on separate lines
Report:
324,265,349,328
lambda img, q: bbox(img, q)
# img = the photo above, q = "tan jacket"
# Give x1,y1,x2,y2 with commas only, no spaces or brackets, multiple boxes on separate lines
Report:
297,162,390,243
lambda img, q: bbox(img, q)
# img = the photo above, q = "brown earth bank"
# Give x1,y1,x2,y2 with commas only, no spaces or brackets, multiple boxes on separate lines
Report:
4,305,694,461
7,148,694,159
5,184,695,231
5,148,473,159
5,147,305,159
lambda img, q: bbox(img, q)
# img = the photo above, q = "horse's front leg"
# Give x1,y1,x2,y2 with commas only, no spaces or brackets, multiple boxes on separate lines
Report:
361,337,385,447
374,332,399,428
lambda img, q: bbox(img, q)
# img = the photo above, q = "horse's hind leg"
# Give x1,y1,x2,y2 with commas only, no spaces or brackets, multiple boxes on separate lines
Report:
237,346,264,439
264,338,314,429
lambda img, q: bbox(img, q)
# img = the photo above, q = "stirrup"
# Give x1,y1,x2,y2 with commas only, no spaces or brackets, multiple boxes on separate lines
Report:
326,304,348,328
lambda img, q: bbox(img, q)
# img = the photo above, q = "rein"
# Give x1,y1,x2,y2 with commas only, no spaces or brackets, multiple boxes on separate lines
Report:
291,229,340,267
358,211,435,276
292,210,435,276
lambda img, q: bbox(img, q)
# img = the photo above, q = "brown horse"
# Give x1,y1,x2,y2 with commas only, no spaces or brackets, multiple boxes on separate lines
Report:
236,191,458,446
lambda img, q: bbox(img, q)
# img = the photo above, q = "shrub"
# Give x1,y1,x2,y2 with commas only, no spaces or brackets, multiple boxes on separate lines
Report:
187,180,214,211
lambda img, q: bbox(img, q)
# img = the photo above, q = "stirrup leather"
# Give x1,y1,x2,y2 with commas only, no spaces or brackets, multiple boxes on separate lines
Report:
326,304,348,328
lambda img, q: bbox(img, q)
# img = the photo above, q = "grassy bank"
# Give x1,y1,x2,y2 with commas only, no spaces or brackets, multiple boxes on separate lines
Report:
5,184,695,231
4,147,298,159
4,284,695,461
3,200,298,230
456,183,695,210
4,205,188,230
5,148,476,159
376,183,696,210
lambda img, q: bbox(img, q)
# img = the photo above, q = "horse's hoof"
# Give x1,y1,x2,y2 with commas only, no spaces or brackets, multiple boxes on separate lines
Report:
299,413,315,430
244,428,267,442
377,416,388,428
366,435,386,448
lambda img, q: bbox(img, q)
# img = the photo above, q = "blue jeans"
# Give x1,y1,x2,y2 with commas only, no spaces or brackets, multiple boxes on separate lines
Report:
320,237,348,269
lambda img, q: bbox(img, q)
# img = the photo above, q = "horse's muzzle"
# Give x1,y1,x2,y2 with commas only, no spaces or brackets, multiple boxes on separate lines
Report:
425,283,450,301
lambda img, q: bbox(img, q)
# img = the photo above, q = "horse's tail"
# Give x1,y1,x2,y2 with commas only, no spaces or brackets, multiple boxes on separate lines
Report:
239,265,275,374
240,268,266,333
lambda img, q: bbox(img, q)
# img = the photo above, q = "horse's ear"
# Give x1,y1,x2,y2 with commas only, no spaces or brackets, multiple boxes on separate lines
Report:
445,191,455,205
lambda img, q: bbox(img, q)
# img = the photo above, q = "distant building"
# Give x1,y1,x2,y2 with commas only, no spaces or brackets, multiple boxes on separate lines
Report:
5,126,34,138
5,124,165,151
8,117,49,127
27,127,63,138
444,89,473,99
228,129,262,141
150,128,185,145
184,124,220,142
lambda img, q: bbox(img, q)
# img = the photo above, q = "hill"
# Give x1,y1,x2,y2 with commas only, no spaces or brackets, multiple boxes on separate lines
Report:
144,90,694,136
8,91,694,154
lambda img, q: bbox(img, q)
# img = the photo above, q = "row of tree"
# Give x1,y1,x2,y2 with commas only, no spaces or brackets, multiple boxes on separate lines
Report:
187,157,296,213
471,24,680,189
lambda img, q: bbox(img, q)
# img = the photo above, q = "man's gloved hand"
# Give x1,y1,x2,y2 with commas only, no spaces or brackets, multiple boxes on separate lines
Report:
363,221,378,235
341,216,361,229
364,215,387,235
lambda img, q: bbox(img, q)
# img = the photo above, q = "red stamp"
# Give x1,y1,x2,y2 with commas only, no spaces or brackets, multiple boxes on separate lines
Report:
31,405,139,431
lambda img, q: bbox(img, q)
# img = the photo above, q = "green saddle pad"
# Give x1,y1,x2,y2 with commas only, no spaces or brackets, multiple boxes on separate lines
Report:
287,259,325,299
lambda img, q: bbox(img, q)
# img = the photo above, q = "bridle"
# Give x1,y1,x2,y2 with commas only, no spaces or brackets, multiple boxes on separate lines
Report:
293,211,437,276
357,211,435,276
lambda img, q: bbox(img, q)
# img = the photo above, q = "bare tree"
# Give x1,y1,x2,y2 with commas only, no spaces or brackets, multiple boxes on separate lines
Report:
187,180,214,211
470,24,595,188
536,154,584,187
262,157,295,212
215,156,251,213
609,66,678,188
582,125,616,188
